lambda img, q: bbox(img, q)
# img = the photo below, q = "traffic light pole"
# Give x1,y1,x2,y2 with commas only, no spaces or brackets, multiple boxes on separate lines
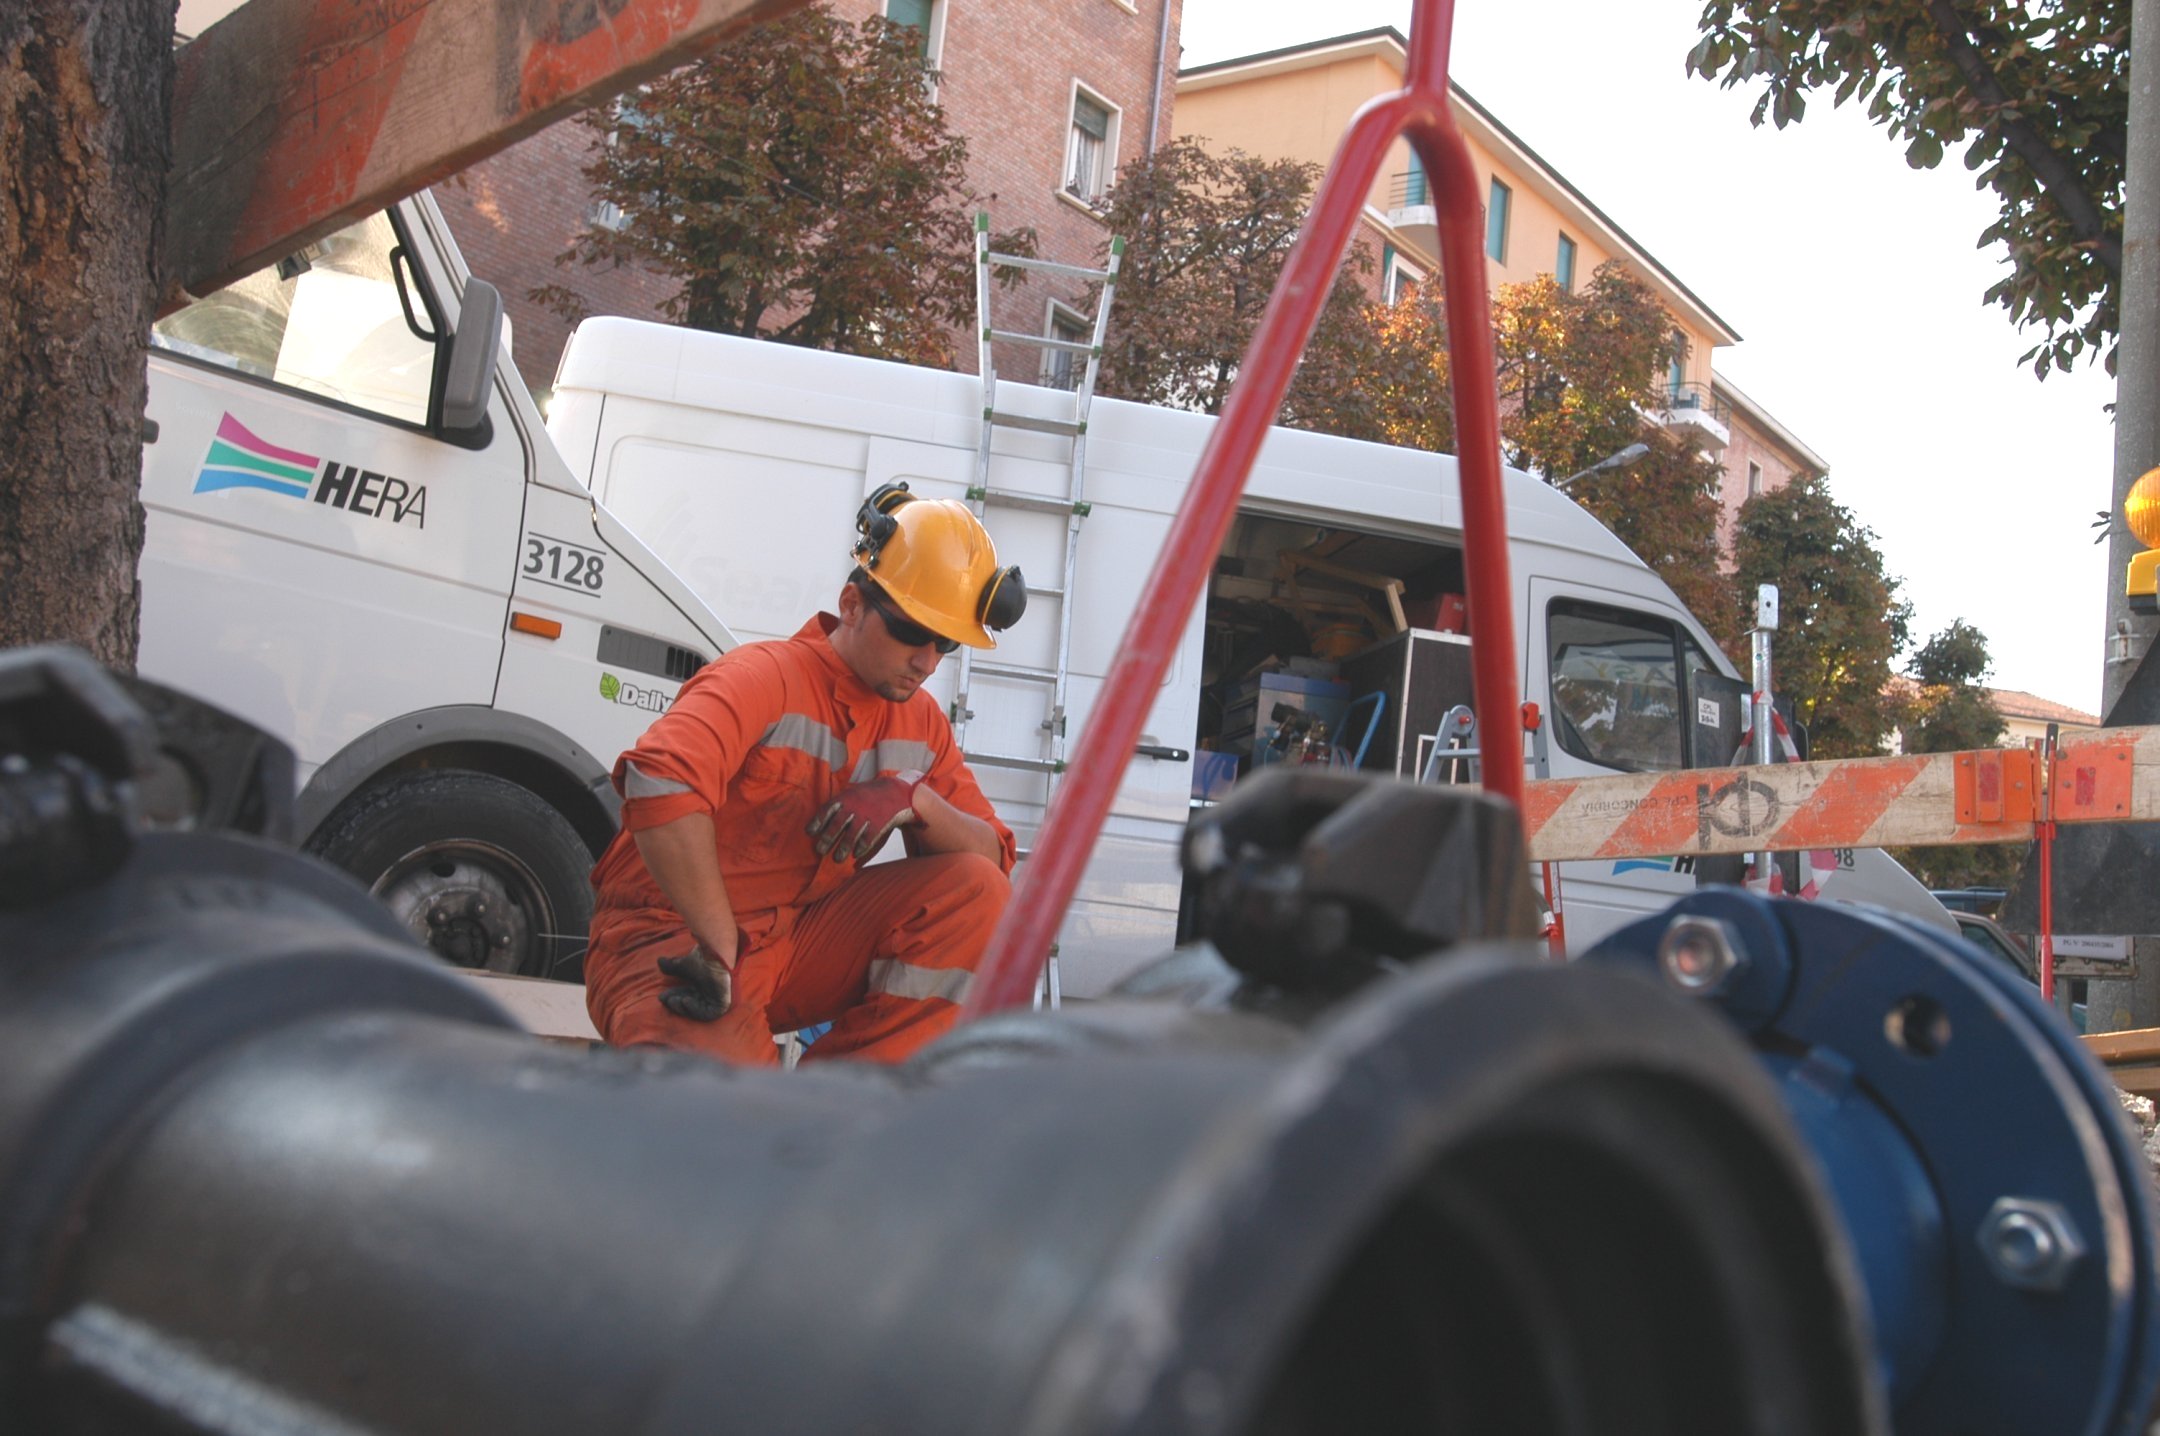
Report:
2091,0,2160,1028
2107,0,2160,722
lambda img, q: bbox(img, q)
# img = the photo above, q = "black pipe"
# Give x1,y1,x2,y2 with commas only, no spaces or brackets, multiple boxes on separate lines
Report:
1,838,1880,1435
0,654,1883,1434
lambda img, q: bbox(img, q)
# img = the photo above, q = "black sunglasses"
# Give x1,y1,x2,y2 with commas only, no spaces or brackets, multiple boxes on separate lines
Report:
863,586,960,654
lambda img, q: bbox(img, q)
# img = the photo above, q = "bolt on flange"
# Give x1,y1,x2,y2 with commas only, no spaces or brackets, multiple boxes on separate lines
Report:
1978,1196,2085,1292
1658,914,1744,995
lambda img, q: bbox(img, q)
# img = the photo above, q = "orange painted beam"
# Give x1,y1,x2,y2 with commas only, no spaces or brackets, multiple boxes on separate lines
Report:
166,0,808,308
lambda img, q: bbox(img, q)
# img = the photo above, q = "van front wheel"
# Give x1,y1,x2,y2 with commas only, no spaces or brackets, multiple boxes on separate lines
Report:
307,770,594,983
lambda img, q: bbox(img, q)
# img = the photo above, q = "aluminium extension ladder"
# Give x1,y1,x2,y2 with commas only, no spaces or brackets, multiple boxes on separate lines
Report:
951,213,1124,1006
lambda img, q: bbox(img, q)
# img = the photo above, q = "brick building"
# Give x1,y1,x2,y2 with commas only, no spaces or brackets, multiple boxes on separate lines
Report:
1710,376,1827,564
427,0,1183,397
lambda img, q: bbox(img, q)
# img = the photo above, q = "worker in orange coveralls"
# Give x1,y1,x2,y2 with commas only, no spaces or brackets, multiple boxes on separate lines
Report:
582,483,1026,1063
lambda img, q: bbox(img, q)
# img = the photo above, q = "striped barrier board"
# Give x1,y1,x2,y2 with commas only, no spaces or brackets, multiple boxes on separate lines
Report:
1520,725,2160,865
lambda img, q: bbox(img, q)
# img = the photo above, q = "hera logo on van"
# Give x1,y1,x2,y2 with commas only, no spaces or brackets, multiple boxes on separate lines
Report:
192,413,428,529
599,672,673,713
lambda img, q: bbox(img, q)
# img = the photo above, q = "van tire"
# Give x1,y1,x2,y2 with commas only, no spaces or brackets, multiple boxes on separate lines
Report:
307,770,594,983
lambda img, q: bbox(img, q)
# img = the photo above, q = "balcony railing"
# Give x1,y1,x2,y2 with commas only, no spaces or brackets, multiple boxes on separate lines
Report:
1662,382,1730,425
1386,170,1431,209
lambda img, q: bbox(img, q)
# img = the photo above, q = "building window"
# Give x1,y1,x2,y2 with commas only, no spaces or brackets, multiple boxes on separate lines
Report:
1043,303,1090,390
1384,247,1426,305
1667,329,1688,396
587,198,628,233
1065,87,1119,206
1485,177,1511,263
1747,461,1762,498
1555,232,1577,292
1404,151,1428,206
884,0,944,93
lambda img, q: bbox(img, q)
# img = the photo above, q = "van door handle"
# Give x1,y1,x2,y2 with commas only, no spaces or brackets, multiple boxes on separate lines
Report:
1135,744,1190,762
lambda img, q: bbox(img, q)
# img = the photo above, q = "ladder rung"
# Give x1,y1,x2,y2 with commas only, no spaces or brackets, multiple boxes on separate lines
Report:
987,328,1097,356
972,661,1057,684
985,410,1083,437
966,751,1064,774
985,253,1115,284
969,484,1088,516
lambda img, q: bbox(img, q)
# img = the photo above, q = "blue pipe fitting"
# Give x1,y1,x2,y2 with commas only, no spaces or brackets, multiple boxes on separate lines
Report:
1585,890,2160,1436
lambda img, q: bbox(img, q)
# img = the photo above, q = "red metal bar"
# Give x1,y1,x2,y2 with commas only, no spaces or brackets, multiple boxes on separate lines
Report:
2038,730,2057,1003
962,0,1523,1017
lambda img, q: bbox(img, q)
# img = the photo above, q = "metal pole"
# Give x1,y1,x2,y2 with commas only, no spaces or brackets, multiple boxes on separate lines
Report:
1751,631,1775,767
2091,0,2160,1030
2108,0,2160,723
1751,584,1779,767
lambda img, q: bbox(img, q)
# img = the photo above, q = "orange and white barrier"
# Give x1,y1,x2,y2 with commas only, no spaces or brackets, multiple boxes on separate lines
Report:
1519,725,2160,865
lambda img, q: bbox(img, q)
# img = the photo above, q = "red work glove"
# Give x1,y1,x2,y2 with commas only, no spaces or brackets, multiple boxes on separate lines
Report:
657,943,733,1022
807,772,923,862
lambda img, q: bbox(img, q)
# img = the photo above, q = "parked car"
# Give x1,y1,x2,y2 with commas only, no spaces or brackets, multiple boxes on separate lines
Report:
1951,911,2086,1033
1932,888,2010,918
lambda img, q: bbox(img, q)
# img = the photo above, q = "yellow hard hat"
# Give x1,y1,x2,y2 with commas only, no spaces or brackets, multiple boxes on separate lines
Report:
852,484,1027,649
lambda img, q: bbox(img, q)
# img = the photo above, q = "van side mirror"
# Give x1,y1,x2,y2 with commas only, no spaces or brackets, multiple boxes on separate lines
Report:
438,278,503,439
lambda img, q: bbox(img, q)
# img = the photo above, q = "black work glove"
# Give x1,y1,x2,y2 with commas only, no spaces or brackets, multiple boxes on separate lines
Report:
657,944,733,1022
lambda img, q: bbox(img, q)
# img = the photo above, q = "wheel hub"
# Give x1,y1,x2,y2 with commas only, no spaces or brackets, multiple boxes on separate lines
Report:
371,842,548,974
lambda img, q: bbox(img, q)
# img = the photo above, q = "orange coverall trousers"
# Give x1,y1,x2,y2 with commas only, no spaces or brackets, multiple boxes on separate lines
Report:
584,850,1008,1065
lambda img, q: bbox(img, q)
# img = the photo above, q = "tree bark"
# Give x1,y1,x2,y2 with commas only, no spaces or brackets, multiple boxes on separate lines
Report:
0,0,174,667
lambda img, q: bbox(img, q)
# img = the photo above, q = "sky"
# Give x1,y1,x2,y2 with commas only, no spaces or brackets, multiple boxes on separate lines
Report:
1179,0,2121,715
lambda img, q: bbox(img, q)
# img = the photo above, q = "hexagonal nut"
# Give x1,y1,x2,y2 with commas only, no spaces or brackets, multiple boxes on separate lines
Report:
1978,1196,2085,1292
1657,914,1745,996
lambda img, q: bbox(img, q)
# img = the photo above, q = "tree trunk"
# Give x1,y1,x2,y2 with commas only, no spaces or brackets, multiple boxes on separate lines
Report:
0,0,174,668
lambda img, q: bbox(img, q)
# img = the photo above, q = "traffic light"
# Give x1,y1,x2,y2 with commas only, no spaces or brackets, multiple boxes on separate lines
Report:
2130,466,2160,616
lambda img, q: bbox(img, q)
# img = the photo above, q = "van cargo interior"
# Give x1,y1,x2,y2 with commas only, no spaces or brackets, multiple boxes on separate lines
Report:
1192,513,1480,798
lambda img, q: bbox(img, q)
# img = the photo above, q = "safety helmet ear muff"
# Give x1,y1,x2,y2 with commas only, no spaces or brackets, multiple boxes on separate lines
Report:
979,564,1027,633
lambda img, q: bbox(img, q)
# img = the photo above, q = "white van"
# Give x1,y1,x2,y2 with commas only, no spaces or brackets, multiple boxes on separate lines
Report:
546,320,1954,994
138,195,735,981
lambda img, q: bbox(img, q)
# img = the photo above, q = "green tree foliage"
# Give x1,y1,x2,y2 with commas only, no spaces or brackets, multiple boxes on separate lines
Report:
1903,619,2007,751
1732,474,1913,757
1569,428,1742,657
1088,137,1375,416
1889,619,2025,888
535,5,1024,367
1689,1,2126,377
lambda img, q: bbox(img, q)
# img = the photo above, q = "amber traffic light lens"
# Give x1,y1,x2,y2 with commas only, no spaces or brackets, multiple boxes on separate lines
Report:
2129,467,2160,548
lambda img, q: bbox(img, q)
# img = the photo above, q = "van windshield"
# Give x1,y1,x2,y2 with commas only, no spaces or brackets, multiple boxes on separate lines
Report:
1548,600,1712,773
152,211,438,426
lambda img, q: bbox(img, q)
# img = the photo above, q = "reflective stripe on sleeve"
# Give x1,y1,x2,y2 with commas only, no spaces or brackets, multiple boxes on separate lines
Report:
621,761,694,801
759,714,851,770
865,958,972,1004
